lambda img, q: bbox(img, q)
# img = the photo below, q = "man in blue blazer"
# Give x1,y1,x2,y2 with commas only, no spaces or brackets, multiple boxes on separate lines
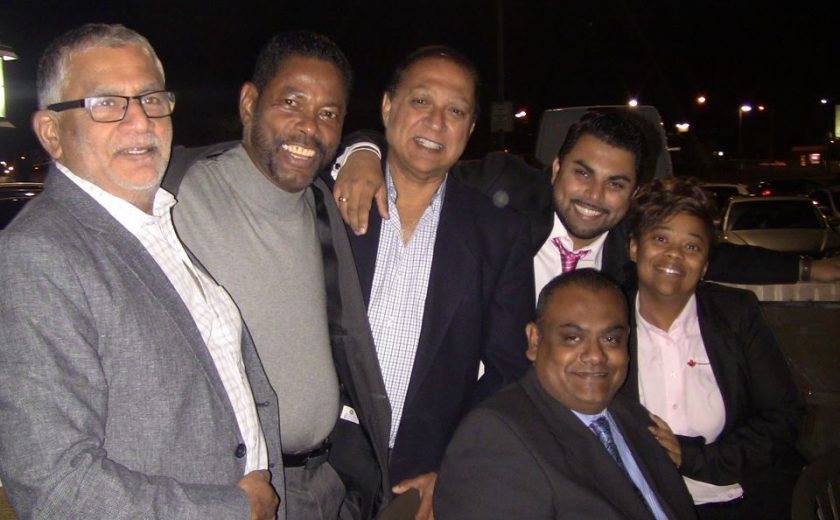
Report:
0,24,282,519
338,46,534,518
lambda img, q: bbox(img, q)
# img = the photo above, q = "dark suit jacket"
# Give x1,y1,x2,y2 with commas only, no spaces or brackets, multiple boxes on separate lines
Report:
165,143,392,519
435,369,698,520
452,151,801,286
0,169,283,519
345,172,535,483
623,282,805,512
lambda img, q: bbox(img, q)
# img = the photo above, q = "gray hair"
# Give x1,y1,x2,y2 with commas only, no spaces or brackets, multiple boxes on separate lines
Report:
37,23,164,109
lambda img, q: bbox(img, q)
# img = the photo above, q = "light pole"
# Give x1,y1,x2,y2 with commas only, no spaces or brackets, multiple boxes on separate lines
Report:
0,43,18,129
738,104,752,167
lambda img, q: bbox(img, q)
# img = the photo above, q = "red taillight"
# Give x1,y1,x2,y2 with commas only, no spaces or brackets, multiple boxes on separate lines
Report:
761,189,772,196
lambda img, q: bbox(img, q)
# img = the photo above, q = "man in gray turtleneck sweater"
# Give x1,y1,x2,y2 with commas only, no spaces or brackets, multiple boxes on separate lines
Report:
167,32,389,520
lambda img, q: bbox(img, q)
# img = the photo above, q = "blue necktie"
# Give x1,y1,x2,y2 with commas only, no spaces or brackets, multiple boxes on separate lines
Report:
589,416,656,518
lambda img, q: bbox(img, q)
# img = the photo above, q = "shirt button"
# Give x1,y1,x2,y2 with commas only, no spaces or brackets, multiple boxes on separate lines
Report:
235,443,247,459
672,404,678,410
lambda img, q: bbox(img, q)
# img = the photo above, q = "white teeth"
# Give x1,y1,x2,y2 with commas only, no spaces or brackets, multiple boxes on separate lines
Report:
574,203,603,217
661,266,681,275
282,144,316,158
415,137,443,150
123,148,150,154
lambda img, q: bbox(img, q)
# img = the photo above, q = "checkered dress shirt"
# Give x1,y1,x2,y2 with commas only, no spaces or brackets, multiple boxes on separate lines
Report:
368,169,446,447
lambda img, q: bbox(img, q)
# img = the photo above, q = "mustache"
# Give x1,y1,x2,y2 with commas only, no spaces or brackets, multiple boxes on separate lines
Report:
274,135,327,157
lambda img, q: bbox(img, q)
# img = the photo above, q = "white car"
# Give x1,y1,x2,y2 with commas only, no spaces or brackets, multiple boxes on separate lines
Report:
718,196,840,257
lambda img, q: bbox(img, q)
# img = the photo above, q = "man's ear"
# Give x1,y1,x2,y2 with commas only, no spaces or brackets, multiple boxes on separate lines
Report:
551,157,561,184
32,110,62,160
239,82,259,132
381,92,392,129
525,322,541,362
628,237,638,262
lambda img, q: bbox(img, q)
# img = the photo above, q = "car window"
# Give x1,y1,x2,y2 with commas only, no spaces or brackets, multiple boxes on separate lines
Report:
728,200,823,230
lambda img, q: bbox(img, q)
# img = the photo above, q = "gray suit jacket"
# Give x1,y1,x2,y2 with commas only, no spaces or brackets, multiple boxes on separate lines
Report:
0,169,284,519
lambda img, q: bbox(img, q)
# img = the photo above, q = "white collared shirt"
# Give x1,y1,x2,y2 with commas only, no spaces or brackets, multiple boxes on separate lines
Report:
56,163,268,473
533,213,608,301
635,293,743,504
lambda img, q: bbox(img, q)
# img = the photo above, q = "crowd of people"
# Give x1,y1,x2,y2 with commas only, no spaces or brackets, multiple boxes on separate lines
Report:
1,22,838,520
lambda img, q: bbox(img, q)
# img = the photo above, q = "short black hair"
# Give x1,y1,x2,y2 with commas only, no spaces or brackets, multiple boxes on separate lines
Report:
251,31,353,97
555,111,647,181
385,45,480,119
536,269,628,327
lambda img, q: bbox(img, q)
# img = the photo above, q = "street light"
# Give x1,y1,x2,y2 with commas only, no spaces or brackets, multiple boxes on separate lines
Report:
738,104,753,167
0,43,17,129
628,98,639,108
696,95,707,105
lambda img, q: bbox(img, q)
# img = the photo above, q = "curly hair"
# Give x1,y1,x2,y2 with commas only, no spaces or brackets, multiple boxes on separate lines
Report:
626,177,716,246
251,31,353,98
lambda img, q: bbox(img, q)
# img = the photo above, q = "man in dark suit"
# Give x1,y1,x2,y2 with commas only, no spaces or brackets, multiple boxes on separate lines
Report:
0,23,281,519
164,32,390,520
435,269,697,520
331,113,840,289
336,46,533,519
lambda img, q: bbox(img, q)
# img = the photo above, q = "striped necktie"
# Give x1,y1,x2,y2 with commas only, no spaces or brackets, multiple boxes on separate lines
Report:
551,237,590,273
589,416,656,518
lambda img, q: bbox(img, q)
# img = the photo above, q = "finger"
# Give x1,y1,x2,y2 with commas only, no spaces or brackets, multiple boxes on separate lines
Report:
375,185,390,220
415,491,434,520
335,192,353,225
349,189,374,236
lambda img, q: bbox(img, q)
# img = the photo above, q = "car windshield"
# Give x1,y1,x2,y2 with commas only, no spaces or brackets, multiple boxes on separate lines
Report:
728,200,823,230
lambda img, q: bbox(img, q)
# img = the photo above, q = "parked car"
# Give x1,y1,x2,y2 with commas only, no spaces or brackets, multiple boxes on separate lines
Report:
718,196,840,257
806,186,840,229
701,182,750,226
0,182,44,229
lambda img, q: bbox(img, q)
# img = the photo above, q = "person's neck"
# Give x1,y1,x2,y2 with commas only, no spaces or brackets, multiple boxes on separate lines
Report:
388,161,446,205
569,232,603,251
388,161,446,243
637,290,691,331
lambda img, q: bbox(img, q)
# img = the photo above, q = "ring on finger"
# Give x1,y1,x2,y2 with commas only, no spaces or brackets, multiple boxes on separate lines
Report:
337,196,348,203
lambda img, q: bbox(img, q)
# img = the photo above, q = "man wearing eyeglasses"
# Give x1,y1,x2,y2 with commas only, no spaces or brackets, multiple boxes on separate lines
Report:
0,23,282,520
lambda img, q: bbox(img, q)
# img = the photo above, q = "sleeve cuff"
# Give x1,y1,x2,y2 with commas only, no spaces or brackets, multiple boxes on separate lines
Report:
331,143,382,180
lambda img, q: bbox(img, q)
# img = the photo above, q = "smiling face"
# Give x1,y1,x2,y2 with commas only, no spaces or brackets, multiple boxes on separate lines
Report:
630,212,710,306
526,284,629,414
241,55,347,192
551,134,637,249
381,56,475,184
33,44,172,211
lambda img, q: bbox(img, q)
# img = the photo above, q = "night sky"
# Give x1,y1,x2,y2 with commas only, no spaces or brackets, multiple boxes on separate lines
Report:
2,0,838,163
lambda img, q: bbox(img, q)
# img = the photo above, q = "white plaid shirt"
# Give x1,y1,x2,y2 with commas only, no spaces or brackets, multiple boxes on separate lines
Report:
56,163,268,473
368,168,446,447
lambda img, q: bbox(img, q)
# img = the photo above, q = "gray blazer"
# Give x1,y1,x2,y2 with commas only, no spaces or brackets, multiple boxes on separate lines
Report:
0,168,284,519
